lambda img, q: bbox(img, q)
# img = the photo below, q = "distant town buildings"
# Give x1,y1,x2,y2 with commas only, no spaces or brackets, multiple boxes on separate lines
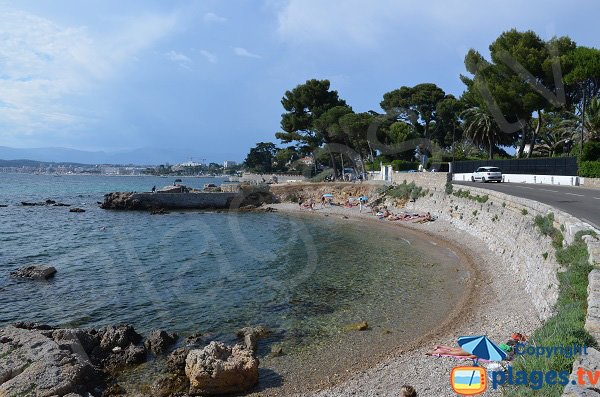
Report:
223,160,237,169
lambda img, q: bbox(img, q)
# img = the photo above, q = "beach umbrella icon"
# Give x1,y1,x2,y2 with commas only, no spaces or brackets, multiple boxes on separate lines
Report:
458,335,507,363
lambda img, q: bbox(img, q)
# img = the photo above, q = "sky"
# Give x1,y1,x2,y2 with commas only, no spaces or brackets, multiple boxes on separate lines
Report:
0,0,599,164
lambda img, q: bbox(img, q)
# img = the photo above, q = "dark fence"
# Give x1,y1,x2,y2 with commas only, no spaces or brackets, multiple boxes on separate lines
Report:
453,157,578,176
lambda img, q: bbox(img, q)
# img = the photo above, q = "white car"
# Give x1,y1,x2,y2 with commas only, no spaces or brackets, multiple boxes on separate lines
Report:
472,166,503,183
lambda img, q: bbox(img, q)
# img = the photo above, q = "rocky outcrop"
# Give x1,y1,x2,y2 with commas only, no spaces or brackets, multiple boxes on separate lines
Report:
0,323,153,396
0,325,98,397
10,265,57,280
21,200,70,207
69,208,86,213
144,330,178,355
185,342,259,395
100,192,138,210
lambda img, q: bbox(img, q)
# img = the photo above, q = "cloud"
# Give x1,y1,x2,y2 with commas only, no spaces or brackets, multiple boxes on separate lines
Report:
165,50,193,68
275,0,396,48
200,50,218,64
204,12,227,24
233,47,261,59
0,7,179,139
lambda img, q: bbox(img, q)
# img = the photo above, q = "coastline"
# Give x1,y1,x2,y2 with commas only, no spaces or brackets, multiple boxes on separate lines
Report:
258,201,541,396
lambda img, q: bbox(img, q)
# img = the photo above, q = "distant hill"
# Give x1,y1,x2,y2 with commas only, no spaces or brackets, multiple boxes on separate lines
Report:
0,146,188,165
0,159,90,167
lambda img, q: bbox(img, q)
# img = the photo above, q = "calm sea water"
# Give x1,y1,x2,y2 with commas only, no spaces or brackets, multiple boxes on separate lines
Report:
0,174,467,358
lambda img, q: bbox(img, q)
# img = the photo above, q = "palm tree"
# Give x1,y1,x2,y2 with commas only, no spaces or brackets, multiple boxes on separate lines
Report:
585,97,600,141
461,107,505,160
535,112,577,157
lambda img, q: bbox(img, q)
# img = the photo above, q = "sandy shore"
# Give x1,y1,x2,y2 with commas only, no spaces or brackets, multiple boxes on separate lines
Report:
257,202,541,397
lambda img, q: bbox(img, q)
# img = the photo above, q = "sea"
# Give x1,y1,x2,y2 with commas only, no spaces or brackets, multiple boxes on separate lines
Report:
0,173,469,389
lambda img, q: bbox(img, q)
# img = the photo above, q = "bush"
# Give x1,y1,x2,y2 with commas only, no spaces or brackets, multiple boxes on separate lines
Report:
391,160,420,171
578,161,600,178
581,141,600,161
534,213,564,249
445,181,453,195
383,181,426,201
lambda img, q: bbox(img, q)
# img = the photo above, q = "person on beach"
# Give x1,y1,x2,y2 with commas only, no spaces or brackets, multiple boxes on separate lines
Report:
426,345,476,358
321,196,326,208
400,385,417,397
151,185,156,193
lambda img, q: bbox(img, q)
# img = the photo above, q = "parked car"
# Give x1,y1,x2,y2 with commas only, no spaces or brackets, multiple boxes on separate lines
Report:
472,166,503,183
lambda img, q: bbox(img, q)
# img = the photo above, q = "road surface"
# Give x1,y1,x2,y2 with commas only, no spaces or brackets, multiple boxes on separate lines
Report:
454,181,600,230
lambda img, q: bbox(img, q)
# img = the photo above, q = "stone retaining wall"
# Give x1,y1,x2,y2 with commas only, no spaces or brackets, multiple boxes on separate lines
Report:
582,177,600,189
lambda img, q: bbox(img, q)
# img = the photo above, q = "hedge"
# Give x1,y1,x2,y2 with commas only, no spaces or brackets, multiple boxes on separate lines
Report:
579,161,600,178
391,160,420,171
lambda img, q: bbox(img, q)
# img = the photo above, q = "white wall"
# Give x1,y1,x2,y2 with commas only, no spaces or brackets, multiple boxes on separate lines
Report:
453,173,581,186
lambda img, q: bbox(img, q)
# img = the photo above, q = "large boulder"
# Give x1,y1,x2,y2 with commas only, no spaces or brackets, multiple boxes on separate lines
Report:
98,325,142,351
10,265,57,280
0,325,98,397
185,342,259,395
144,329,178,355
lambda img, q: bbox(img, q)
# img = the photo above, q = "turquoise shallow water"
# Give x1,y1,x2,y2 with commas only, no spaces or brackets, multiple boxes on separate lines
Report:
0,174,467,359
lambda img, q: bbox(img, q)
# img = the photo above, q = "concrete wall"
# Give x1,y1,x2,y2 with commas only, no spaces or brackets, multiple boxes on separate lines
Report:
132,192,238,209
453,173,582,186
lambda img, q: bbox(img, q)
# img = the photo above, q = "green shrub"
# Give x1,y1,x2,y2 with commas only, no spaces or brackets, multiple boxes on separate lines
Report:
445,181,453,195
382,181,426,201
581,141,600,161
391,160,420,171
578,161,600,178
522,208,528,215
534,213,564,249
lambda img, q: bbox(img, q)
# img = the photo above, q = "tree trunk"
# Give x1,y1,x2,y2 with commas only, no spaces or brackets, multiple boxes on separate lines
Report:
517,124,528,158
488,138,493,160
328,149,337,177
527,110,543,158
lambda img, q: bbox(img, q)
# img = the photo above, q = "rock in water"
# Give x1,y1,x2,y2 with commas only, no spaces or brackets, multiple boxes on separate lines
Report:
144,329,178,354
69,208,86,213
345,321,369,331
236,325,270,353
185,342,259,395
10,265,57,280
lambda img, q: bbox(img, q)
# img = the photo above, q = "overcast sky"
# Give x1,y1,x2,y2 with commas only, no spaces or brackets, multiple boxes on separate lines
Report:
0,0,599,163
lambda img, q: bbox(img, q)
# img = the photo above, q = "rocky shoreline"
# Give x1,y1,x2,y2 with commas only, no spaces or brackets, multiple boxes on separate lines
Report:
0,322,270,397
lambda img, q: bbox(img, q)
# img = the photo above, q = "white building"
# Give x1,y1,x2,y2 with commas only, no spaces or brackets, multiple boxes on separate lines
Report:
223,160,237,169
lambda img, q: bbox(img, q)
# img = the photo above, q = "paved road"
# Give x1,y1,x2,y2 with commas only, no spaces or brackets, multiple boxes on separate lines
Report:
454,181,600,230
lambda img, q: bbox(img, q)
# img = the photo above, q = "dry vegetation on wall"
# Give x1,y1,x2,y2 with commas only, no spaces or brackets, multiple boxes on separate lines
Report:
269,183,379,204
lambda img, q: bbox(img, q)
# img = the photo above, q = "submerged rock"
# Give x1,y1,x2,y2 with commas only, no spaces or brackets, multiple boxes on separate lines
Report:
10,265,57,280
144,329,178,355
345,321,369,331
270,345,284,357
70,208,86,213
185,341,259,395
151,373,189,397
237,325,270,353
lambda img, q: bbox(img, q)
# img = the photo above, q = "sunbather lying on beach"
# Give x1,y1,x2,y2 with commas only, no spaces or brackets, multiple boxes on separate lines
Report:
426,345,477,358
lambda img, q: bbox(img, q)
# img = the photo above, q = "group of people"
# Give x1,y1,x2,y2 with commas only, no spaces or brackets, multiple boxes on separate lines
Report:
425,333,529,361
372,207,435,223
